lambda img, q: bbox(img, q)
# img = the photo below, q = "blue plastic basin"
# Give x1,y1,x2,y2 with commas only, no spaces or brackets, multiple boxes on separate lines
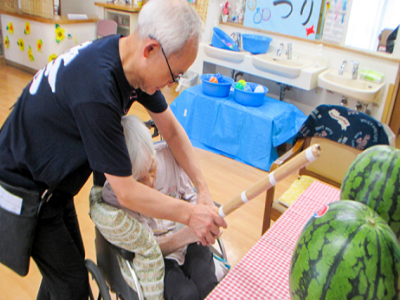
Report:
234,82,269,106
200,74,234,98
211,27,239,52
242,34,272,54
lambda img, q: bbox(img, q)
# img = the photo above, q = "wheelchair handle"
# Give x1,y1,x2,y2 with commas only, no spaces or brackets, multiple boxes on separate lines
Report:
218,144,322,218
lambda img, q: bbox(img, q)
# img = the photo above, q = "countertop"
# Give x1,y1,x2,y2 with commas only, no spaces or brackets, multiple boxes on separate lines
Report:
94,2,141,13
0,10,98,24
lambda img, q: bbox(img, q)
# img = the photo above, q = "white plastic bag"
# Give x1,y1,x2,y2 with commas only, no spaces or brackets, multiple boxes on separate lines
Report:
175,70,200,93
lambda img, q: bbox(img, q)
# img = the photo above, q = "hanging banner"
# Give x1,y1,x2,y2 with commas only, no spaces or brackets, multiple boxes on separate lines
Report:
243,0,323,40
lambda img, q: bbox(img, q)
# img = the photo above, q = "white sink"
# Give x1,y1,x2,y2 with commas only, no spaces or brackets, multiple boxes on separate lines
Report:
252,53,313,78
204,44,245,63
318,69,385,103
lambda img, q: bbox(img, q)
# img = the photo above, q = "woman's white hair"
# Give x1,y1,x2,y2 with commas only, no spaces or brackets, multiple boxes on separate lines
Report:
136,0,203,56
121,115,155,180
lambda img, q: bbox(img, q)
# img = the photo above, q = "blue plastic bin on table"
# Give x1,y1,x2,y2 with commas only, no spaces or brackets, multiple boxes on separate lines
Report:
169,84,307,171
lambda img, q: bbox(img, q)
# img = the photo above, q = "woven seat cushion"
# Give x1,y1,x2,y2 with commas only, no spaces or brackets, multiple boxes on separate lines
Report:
278,175,316,207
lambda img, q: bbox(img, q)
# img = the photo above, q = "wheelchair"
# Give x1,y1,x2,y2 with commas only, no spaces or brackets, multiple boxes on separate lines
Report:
85,122,229,300
86,218,229,300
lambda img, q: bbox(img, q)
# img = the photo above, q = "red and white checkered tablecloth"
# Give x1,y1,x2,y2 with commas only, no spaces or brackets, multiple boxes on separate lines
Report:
207,181,340,300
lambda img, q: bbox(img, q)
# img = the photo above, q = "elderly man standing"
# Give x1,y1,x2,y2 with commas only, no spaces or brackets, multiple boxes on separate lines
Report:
0,0,226,298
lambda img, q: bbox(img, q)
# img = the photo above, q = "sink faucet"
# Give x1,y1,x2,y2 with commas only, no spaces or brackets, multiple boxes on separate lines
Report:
277,43,284,56
230,32,242,49
286,43,292,59
351,61,359,79
339,60,347,75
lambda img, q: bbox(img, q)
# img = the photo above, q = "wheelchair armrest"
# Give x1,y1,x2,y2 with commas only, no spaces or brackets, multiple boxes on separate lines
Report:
111,243,136,261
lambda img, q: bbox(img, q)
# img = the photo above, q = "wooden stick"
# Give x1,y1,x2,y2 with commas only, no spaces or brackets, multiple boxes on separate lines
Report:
218,144,322,218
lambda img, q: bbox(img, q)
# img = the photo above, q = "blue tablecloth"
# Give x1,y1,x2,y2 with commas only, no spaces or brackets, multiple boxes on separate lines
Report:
170,85,307,171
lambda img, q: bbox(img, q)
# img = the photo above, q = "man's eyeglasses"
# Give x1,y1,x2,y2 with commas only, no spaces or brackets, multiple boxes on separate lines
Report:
149,35,181,83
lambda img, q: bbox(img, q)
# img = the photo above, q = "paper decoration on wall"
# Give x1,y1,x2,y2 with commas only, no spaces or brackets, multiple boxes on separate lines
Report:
4,36,10,49
17,38,25,51
6,22,14,34
247,0,257,11
24,22,31,35
74,37,78,44
37,39,43,52
28,46,34,61
55,24,65,43
322,0,347,44
243,0,323,40
48,53,58,62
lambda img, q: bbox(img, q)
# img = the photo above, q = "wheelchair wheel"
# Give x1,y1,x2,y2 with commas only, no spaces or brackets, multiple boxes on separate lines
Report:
86,259,112,300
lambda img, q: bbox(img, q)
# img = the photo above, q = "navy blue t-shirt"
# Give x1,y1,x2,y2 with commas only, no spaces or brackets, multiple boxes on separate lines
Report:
0,35,168,195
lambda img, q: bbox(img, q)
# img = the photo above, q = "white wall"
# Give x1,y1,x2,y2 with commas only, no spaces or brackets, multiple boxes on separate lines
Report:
1,14,96,70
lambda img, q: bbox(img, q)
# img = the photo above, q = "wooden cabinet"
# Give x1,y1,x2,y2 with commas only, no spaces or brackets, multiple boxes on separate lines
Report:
105,8,137,35
95,3,140,36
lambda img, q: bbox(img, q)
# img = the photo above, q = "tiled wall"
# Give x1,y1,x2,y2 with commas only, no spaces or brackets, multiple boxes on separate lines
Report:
20,0,53,19
0,0,17,13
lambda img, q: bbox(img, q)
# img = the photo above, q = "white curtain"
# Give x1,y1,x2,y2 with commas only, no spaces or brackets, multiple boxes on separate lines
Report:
344,0,400,51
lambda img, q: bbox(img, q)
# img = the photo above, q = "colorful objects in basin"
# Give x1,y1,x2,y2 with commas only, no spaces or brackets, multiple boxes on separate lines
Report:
242,34,272,54
200,74,234,98
233,82,268,106
235,82,244,90
238,79,246,86
211,27,239,52
341,145,400,240
290,200,400,300
209,76,218,83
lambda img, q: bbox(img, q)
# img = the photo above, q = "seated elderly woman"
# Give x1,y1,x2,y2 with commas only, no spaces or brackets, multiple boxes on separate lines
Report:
99,115,220,300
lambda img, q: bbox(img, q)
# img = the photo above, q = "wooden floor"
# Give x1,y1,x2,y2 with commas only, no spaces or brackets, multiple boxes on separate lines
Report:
0,64,340,298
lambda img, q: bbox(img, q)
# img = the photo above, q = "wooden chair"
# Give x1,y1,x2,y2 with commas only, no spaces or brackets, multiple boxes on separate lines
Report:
97,19,118,39
261,136,362,234
261,104,391,235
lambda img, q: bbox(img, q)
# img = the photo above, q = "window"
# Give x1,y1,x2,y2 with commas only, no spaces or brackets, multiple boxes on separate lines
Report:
345,0,400,52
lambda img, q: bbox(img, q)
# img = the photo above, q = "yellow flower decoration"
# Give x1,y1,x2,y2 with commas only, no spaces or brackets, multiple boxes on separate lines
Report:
6,22,14,34
17,38,25,51
24,22,31,35
37,39,43,52
4,36,10,49
48,53,58,62
28,46,34,61
55,24,65,43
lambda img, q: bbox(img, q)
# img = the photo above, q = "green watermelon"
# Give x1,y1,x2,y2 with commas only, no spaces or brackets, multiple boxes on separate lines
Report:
341,145,400,239
289,200,400,300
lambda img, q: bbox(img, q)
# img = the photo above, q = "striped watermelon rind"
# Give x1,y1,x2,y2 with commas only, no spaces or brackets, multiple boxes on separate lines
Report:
289,200,400,300
340,145,400,240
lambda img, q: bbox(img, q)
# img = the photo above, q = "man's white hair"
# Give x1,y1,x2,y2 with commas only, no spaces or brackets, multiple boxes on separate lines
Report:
121,115,155,180
136,0,203,56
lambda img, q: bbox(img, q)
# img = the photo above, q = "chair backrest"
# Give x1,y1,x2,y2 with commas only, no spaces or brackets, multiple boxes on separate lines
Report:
295,104,390,150
300,136,361,187
97,19,118,38
295,104,390,187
